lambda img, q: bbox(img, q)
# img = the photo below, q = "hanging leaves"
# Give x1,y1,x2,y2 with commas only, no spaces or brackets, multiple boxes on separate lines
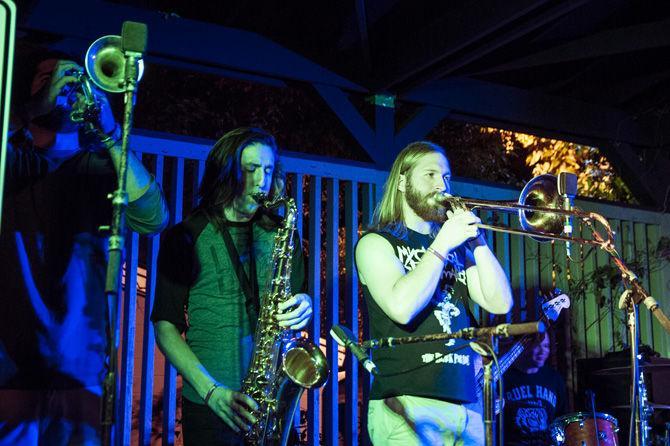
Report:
482,128,636,203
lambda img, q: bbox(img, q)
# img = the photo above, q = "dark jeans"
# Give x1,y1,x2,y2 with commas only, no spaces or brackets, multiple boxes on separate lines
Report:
182,398,243,446
181,397,302,446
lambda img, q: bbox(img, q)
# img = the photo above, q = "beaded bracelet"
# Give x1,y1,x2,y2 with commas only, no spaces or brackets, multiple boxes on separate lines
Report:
204,382,220,405
426,246,446,263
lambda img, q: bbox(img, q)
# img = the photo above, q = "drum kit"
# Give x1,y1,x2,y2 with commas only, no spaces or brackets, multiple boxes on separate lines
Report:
551,412,620,446
554,361,670,445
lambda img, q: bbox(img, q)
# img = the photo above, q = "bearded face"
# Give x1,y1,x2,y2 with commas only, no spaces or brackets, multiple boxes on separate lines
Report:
405,176,447,222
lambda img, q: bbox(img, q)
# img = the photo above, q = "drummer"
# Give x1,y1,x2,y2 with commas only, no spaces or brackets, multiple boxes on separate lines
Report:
503,331,568,445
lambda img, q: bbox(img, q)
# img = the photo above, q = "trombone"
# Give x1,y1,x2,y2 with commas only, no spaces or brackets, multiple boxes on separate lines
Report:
439,172,670,331
437,173,670,446
434,173,616,251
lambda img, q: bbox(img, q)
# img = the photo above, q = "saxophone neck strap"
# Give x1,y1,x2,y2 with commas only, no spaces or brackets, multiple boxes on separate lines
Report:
219,221,259,334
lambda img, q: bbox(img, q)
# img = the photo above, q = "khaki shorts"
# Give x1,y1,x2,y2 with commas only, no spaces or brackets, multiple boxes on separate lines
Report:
368,395,484,446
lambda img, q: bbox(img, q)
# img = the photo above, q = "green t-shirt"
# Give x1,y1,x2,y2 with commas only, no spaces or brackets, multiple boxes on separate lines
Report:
151,212,306,404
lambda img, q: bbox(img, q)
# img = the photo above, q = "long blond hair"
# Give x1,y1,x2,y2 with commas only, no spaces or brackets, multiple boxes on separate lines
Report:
372,141,446,238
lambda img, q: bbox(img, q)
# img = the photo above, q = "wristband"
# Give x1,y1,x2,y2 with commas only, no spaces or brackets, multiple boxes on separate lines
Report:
99,124,121,148
204,382,220,405
426,246,446,263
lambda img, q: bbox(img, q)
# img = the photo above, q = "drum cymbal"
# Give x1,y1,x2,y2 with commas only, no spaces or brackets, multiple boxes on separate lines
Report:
592,363,670,376
611,402,670,410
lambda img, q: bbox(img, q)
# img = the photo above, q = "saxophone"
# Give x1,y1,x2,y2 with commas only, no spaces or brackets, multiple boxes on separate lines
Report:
241,193,329,446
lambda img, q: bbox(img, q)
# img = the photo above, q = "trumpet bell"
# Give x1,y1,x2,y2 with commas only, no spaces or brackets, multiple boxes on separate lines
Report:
85,35,144,93
518,174,565,242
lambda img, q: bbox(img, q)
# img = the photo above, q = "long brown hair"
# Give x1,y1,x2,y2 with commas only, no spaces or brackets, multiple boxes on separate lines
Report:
197,127,284,231
372,141,447,238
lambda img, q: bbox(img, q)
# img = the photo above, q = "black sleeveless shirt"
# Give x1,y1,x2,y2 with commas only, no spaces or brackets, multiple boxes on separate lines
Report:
361,229,477,404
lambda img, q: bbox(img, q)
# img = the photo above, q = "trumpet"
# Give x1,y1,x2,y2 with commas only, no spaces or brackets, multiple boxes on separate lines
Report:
70,35,145,128
69,70,100,125
84,35,144,93
430,174,616,250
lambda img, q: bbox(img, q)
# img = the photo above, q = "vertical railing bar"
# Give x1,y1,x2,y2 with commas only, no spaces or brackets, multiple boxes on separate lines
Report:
595,231,614,357
116,150,144,446
646,223,665,354
344,180,359,446
294,173,304,239
291,173,305,432
324,178,339,446
307,176,322,446
162,156,184,446
139,154,164,445
359,182,376,446
634,222,653,347
119,230,140,445
193,159,205,207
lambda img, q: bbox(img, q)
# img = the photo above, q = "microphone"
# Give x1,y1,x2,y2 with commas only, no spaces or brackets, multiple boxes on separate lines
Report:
121,21,148,54
557,172,577,258
330,325,379,376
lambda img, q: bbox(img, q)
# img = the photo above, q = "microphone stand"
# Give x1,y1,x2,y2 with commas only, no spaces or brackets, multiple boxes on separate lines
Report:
100,50,141,446
585,218,670,446
362,321,545,349
363,322,544,446
475,335,500,446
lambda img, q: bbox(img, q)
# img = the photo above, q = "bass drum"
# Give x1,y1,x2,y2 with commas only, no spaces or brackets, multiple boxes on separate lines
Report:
550,411,619,446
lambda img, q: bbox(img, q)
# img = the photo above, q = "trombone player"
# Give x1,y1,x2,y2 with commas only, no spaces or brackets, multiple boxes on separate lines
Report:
0,45,168,445
355,141,512,445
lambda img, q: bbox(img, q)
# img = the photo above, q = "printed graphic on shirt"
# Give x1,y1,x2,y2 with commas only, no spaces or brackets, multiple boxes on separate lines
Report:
515,407,548,434
396,245,425,271
395,245,470,362
506,384,557,436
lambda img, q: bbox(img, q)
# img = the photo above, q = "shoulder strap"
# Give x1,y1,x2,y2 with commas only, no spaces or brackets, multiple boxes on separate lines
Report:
219,222,259,334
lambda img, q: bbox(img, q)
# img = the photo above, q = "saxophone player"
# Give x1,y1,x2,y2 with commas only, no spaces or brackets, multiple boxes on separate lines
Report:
355,141,513,445
151,127,313,445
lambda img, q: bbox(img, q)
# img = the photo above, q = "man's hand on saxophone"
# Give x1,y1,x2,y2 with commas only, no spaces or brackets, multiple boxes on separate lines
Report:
276,293,313,330
206,384,259,434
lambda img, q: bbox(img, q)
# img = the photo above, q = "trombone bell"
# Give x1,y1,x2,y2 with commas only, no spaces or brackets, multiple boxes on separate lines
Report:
518,174,565,242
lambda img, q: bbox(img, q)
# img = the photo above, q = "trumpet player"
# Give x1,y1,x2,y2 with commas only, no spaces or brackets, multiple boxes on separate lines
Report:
355,141,513,445
0,47,168,445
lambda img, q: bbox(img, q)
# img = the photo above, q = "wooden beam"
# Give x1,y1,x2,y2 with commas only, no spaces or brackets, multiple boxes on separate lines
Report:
313,84,376,159
478,18,670,75
394,105,450,152
403,77,668,149
21,0,365,92
378,0,586,91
